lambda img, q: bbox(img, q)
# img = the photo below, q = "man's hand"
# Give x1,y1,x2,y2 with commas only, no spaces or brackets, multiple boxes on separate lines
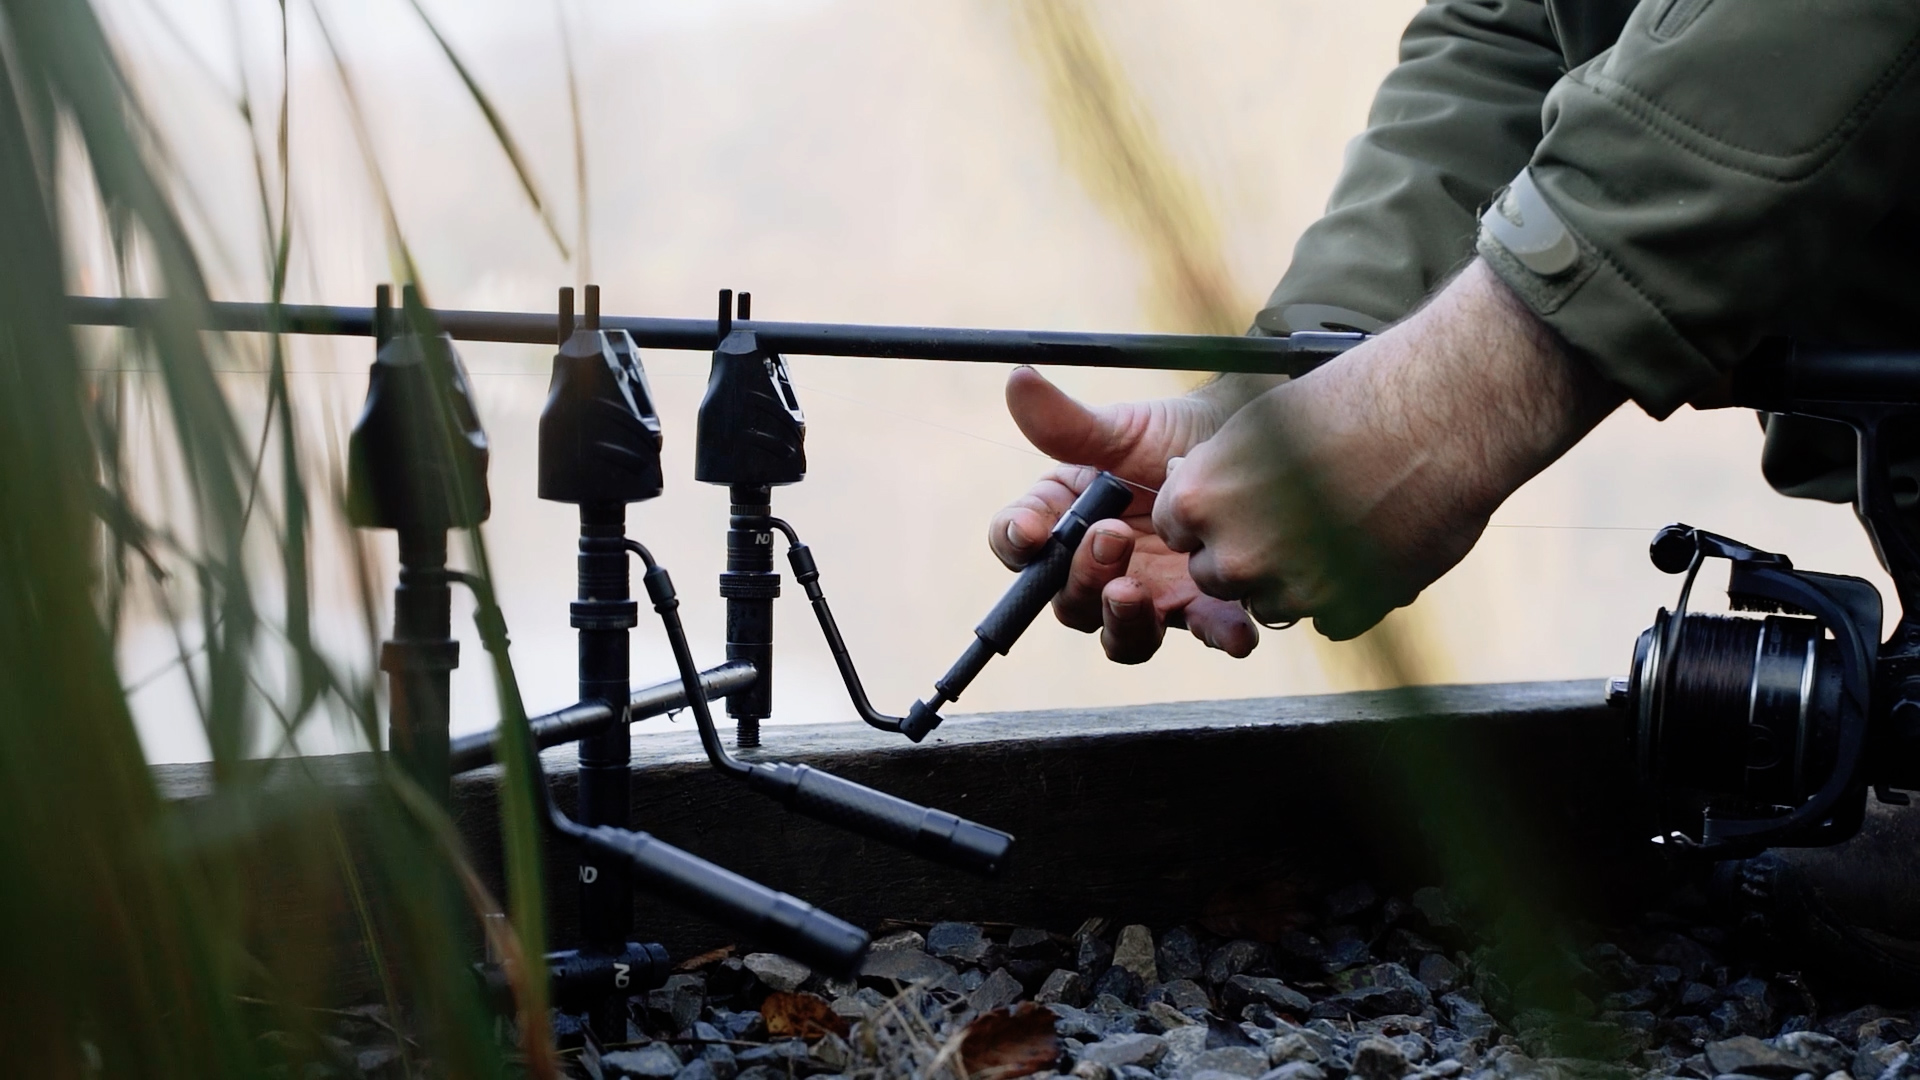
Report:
1154,259,1626,639
987,368,1262,662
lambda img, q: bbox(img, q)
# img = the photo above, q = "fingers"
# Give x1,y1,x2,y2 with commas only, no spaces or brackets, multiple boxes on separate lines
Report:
1099,575,1165,664
1052,520,1135,632
987,468,1091,570
1151,454,1204,555
1006,367,1132,468
1183,596,1259,658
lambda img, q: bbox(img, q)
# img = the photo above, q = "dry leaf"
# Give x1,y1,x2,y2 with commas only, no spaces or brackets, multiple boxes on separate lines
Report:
673,944,736,972
959,1002,1062,1079
760,991,850,1041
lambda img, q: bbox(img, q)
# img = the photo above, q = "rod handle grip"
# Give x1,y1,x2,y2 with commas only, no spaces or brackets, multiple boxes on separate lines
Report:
975,471,1133,651
580,825,868,975
750,763,1013,876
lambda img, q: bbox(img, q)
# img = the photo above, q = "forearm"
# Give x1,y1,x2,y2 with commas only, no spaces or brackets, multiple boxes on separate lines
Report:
1290,257,1622,534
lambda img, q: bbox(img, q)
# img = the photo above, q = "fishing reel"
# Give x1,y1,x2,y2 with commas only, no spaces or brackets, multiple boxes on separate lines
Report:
1612,524,1884,854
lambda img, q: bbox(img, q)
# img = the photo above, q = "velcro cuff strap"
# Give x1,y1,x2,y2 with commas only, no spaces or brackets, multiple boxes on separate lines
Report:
1480,168,1579,277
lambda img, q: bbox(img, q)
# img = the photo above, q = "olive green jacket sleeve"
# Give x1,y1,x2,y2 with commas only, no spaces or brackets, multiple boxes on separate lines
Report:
1255,0,1566,336
1478,0,1920,418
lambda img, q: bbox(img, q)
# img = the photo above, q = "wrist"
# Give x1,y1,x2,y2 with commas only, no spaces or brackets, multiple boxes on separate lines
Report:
1410,259,1624,512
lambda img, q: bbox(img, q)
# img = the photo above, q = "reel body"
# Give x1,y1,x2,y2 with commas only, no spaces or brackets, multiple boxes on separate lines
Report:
1615,525,1880,854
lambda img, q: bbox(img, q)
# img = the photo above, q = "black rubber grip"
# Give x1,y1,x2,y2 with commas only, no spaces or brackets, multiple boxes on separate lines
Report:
579,825,869,976
747,763,1014,876
975,471,1133,651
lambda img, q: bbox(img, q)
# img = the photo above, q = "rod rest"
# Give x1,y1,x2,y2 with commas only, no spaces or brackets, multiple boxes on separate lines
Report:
629,544,1015,877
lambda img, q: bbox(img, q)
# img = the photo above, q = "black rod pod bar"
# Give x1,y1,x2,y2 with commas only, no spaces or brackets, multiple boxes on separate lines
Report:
446,660,758,775
450,569,870,977
346,284,491,803
66,294,1369,376
622,538,1017,877
898,471,1135,742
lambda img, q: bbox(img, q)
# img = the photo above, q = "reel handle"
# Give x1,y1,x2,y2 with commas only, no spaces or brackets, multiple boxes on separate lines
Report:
747,763,1013,876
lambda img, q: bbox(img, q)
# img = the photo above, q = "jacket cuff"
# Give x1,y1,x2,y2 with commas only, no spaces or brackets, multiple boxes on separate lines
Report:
1475,167,1720,419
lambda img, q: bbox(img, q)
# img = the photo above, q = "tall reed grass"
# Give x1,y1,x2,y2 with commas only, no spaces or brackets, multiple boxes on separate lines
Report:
0,1,574,1073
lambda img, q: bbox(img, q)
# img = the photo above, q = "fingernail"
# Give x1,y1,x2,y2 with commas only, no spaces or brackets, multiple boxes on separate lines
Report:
1107,596,1142,618
1165,456,1184,474
1090,529,1125,565
1005,521,1028,550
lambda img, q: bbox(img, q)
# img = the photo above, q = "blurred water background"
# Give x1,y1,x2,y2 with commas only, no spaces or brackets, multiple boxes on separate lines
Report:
95,0,1889,763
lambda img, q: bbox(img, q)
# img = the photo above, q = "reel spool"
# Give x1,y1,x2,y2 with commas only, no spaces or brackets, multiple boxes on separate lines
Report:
1612,524,1881,853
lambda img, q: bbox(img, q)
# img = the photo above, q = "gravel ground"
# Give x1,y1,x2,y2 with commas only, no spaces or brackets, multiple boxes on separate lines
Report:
286,880,1920,1080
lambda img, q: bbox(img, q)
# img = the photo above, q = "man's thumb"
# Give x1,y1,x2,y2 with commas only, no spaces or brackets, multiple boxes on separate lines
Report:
1006,366,1129,467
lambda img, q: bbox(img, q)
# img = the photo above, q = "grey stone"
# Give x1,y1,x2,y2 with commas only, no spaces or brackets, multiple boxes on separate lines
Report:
732,1070,784,1080
971,967,1026,1014
1352,1036,1410,1080
734,1040,808,1072
1226,976,1311,1016
1439,993,1496,1043
1276,932,1328,971
1012,927,1062,962
1158,979,1213,1014
716,1009,764,1041
928,921,992,965
1163,1023,1211,1059
647,974,708,1034
1712,981,1776,1040
1114,925,1159,985
1858,1041,1910,1080
1861,1018,1916,1046
1265,1032,1325,1066
1070,1063,1111,1080
1094,964,1144,1006
1600,987,1658,1012
604,1044,686,1080
858,946,956,988
742,952,811,993
1326,937,1375,974
1091,993,1150,1035
1680,983,1721,1012
809,1033,853,1072
1079,935,1117,981
672,1060,716,1080
1185,1046,1270,1077
1345,964,1433,1011
1079,1033,1168,1069
1039,969,1091,1008
830,989,884,1021
1189,1072,1254,1080
1050,1003,1105,1041
868,929,925,954
1150,1001,1200,1030
1206,941,1271,986
1258,1065,1328,1080
1160,927,1207,983
1416,954,1462,994
698,1042,738,1080
960,968,987,992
